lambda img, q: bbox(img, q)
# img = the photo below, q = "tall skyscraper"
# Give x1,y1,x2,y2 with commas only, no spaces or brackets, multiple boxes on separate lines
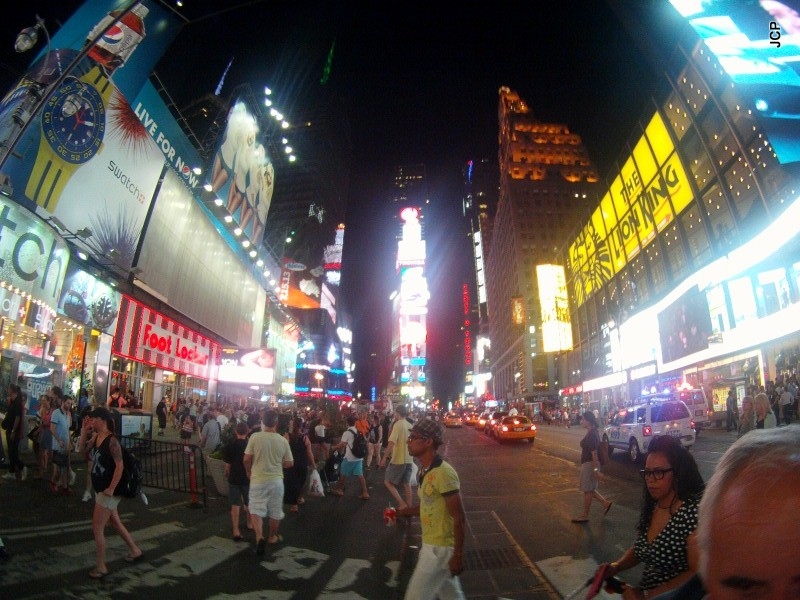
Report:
486,87,600,405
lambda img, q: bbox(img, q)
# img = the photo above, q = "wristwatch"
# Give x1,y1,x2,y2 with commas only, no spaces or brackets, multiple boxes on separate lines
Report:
25,65,113,211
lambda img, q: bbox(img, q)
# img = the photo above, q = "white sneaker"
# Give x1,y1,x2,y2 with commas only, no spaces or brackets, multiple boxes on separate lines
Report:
82,490,92,502
1,472,14,480
139,491,149,506
20,467,27,481
69,469,76,486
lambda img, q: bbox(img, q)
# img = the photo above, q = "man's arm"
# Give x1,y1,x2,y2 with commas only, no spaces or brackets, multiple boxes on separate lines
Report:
379,440,395,467
444,491,466,576
243,453,253,480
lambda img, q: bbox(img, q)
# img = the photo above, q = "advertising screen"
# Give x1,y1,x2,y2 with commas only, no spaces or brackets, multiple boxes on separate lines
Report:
217,348,276,385
58,263,122,334
206,99,275,244
568,112,693,306
670,0,800,164
657,285,714,363
537,264,573,352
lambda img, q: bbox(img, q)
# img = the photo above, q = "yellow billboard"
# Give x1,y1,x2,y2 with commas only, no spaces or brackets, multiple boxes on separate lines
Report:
537,265,573,352
568,112,693,306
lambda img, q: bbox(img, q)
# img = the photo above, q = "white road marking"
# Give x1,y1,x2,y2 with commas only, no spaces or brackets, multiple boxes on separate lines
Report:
321,557,371,598
261,546,329,580
537,555,616,599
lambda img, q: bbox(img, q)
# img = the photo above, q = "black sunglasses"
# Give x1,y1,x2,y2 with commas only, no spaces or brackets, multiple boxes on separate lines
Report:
639,468,673,480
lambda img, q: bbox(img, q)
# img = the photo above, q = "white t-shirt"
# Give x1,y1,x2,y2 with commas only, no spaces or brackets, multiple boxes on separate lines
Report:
216,414,229,428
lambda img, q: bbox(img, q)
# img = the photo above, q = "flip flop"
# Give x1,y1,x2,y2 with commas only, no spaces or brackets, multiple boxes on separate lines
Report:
571,517,589,523
267,534,283,544
604,502,613,516
232,535,243,542
124,552,144,563
88,569,109,579
359,495,370,500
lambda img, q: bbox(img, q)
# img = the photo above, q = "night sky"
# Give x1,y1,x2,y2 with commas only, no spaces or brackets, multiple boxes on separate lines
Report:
2,1,671,401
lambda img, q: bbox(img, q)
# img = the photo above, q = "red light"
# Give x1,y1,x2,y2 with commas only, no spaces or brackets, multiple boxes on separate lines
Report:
643,425,653,436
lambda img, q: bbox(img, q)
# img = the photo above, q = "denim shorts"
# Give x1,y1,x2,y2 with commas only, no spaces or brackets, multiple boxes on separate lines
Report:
229,482,250,507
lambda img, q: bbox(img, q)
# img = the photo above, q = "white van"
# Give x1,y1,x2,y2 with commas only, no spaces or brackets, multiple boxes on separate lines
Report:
638,389,711,430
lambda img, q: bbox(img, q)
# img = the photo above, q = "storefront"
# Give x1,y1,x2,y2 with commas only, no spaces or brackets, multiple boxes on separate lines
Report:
110,296,221,412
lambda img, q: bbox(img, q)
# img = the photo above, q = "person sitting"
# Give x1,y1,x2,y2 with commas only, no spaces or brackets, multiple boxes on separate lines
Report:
595,435,705,599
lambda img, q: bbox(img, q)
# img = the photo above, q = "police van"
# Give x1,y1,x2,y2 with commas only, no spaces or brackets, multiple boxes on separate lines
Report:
639,388,711,430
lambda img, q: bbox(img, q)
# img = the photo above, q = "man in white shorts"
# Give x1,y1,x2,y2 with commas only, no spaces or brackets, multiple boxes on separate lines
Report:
243,410,293,556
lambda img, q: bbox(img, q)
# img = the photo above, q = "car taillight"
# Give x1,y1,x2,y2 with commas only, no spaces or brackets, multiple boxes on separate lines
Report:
531,424,537,431
643,425,653,436
501,425,509,432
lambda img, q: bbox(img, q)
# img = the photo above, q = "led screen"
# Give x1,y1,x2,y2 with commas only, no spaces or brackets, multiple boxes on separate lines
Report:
670,0,800,163
217,348,276,385
537,264,573,352
657,285,714,363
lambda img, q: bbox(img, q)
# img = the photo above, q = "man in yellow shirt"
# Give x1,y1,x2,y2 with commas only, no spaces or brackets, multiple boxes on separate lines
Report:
397,418,465,600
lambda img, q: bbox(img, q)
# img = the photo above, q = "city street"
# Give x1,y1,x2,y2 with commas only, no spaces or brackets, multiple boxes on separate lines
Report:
0,422,736,599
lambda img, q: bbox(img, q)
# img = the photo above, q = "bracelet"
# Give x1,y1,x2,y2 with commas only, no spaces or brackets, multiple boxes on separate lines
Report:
610,561,620,570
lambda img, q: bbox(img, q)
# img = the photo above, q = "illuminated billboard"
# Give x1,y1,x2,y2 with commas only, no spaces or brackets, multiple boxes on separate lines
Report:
207,99,275,243
278,257,322,309
473,231,487,304
399,266,430,315
511,296,525,326
657,285,712,363
568,112,693,306
217,347,276,385
537,264,573,352
670,0,800,164
59,263,122,334
396,207,426,268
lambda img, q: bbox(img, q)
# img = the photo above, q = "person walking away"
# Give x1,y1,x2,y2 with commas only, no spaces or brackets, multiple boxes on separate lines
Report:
243,409,293,555
224,422,252,541
397,418,465,600
592,434,705,598
571,411,612,522
1,384,26,481
736,395,756,438
78,407,143,578
753,392,777,429
155,398,167,436
200,407,222,454
331,415,370,499
778,385,793,425
379,406,413,509
179,408,195,441
49,395,74,493
725,388,738,432
283,416,315,512
365,413,383,469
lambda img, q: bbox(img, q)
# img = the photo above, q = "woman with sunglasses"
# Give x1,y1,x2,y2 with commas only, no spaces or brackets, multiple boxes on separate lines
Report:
595,435,705,599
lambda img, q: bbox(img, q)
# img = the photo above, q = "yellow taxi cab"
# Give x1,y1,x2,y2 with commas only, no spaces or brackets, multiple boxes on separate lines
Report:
463,412,480,426
443,412,463,428
493,415,537,444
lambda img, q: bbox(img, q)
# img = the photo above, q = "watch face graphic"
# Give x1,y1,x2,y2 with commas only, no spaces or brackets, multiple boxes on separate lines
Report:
42,78,106,164
91,294,118,330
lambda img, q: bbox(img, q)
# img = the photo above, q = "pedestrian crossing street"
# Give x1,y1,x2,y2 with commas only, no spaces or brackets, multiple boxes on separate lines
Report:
0,516,403,599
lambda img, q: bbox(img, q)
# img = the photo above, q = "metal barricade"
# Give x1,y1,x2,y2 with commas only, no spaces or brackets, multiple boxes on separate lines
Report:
119,435,207,509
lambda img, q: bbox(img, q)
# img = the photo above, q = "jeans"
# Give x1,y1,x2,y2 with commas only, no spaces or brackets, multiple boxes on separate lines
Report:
4,431,22,473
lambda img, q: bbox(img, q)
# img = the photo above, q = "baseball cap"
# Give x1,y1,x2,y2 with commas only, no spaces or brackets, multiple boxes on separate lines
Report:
88,407,113,424
410,419,443,445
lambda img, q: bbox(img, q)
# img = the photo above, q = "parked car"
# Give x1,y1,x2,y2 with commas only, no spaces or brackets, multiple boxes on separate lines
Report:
483,411,508,435
493,415,537,444
603,399,695,463
443,412,463,428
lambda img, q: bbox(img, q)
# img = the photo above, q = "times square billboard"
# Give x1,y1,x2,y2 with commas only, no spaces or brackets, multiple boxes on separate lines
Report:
0,0,182,272
670,0,800,164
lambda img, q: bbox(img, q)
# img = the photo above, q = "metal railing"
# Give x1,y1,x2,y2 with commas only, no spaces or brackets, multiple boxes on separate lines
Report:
119,435,207,509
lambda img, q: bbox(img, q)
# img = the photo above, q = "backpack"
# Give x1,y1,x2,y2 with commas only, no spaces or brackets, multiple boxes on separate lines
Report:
115,441,143,498
348,427,368,459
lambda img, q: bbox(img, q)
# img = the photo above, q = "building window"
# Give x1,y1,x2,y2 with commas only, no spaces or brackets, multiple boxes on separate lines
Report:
681,131,716,191
724,160,765,235
700,105,739,167
663,92,692,141
680,206,712,265
663,221,689,283
646,244,668,296
702,183,737,254
677,65,710,116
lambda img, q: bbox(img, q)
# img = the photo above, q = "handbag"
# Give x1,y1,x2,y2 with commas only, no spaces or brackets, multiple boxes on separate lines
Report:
308,469,325,497
27,425,41,442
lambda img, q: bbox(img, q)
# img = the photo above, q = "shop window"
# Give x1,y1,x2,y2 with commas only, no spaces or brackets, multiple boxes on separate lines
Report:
756,268,792,316
702,183,737,254
728,276,758,327
707,283,730,335
680,206,712,266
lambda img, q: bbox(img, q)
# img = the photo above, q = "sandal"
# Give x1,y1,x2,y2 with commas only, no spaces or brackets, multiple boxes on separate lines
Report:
359,495,370,500
88,569,109,579
267,534,283,544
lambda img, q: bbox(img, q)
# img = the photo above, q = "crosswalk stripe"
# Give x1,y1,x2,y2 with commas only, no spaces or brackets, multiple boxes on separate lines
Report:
536,555,617,599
